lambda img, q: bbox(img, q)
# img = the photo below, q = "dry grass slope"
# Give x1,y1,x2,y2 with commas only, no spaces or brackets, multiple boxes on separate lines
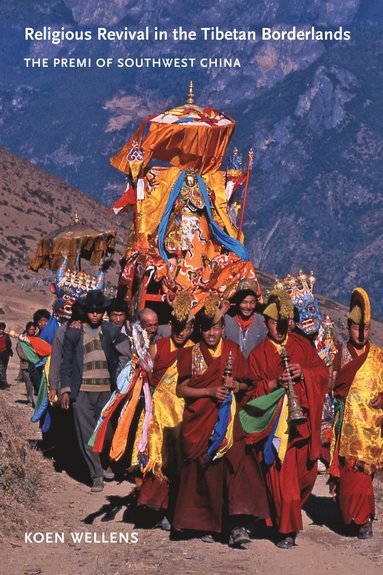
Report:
0,146,131,291
0,395,53,536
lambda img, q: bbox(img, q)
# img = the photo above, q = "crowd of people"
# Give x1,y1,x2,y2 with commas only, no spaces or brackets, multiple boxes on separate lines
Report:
1,278,383,550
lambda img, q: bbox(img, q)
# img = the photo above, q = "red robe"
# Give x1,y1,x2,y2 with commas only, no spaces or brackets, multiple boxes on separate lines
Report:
332,342,375,526
150,337,179,388
138,337,184,514
173,339,269,534
248,333,328,535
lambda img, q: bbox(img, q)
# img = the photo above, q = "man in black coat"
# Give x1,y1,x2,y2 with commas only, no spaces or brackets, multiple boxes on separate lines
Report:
60,291,131,492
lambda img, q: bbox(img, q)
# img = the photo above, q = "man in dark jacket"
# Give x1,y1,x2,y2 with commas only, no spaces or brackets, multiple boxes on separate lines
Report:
60,291,131,492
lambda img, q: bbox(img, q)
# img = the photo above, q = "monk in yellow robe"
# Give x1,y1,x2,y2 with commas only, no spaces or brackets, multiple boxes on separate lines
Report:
330,288,383,539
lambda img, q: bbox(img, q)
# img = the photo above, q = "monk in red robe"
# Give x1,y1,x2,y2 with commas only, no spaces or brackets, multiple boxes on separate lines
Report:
330,288,383,539
247,290,328,549
173,296,269,546
135,312,194,529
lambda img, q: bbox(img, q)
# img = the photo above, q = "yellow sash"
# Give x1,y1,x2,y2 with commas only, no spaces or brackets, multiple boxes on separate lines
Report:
273,394,289,463
132,340,193,477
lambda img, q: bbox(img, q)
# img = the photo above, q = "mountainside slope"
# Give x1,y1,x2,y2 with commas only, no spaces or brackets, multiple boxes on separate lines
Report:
1,146,382,346
0,146,131,292
1,1,382,314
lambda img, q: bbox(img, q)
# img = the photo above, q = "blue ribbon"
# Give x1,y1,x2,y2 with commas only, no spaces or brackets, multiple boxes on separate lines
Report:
38,314,60,345
158,170,249,262
263,413,281,466
31,315,60,431
207,393,232,460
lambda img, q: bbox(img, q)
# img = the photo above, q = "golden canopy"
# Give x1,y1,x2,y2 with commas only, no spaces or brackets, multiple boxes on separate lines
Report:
28,218,116,272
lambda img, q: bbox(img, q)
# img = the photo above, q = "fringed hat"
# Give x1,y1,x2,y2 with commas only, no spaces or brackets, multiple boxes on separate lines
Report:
263,289,294,322
222,277,262,304
237,277,261,296
171,292,195,326
348,287,371,325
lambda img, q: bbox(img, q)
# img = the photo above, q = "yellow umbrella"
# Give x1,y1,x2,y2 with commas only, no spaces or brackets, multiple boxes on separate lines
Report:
28,213,116,272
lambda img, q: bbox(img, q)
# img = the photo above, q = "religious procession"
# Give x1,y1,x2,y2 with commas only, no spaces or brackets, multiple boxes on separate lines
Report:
3,83,382,551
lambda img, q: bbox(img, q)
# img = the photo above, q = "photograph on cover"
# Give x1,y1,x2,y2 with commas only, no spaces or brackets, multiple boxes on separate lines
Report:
0,1,382,574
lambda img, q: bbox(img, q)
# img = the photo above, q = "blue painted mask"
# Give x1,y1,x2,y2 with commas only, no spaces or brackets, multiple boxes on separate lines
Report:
293,292,321,335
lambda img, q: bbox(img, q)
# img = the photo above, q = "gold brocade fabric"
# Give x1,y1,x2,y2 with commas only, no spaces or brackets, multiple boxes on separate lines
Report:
131,167,254,311
191,343,208,376
28,230,116,272
339,344,383,466
119,162,258,316
132,340,194,476
190,340,222,377
136,167,240,243
273,394,289,463
203,171,242,241
137,167,181,247
268,336,289,462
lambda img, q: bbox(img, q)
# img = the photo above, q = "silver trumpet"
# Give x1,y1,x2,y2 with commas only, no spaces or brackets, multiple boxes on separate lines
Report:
280,345,306,425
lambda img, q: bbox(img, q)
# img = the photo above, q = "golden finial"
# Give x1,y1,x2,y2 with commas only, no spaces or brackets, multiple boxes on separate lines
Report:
186,81,195,104
74,210,80,224
223,351,233,377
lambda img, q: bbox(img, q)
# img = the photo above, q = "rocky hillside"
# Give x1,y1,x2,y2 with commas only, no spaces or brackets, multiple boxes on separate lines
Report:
0,0,382,314
0,146,131,293
0,147,382,346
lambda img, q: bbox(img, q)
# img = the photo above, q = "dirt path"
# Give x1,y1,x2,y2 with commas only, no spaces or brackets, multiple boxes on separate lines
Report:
2,359,383,575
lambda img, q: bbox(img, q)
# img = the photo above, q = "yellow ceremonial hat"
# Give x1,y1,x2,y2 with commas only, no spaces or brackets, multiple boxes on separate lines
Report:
170,292,195,325
348,287,371,325
199,294,230,327
263,289,294,321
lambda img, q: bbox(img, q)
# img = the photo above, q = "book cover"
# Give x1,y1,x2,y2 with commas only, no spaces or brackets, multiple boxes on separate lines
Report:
1,2,382,573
